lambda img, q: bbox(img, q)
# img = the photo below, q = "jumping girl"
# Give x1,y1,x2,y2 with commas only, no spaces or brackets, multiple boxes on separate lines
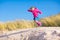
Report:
28,7,42,26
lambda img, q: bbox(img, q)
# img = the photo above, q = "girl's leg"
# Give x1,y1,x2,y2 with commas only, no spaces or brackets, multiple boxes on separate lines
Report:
35,17,42,26
35,21,42,26
33,17,42,26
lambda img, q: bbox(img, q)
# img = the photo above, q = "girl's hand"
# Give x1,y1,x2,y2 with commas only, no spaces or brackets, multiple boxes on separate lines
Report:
28,10,32,12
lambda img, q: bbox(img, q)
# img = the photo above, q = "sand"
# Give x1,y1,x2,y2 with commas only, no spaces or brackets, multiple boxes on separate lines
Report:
0,27,60,40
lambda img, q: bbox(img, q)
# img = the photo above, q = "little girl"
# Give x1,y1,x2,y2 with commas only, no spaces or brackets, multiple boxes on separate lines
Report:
28,7,42,26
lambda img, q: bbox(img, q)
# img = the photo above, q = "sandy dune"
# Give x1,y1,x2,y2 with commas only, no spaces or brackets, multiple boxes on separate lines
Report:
0,27,60,40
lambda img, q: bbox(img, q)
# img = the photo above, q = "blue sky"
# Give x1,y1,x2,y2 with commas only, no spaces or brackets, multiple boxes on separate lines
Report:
0,0,60,22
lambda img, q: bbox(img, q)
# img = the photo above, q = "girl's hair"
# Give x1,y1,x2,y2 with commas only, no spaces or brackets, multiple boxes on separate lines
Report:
30,6,36,9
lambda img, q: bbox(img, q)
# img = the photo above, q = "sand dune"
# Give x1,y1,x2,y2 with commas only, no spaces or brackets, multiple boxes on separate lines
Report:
0,27,60,40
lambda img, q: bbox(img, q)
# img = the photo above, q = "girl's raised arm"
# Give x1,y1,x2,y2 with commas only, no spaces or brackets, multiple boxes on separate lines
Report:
28,10,32,12
38,10,42,14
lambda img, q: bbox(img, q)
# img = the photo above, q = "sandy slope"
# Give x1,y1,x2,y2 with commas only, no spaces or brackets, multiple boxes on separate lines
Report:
0,27,60,40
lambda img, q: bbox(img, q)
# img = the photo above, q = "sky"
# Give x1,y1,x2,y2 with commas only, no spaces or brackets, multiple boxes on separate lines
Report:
0,0,60,22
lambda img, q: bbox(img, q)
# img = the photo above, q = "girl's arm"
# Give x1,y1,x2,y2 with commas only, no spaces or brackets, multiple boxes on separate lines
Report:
38,10,42,14
28,10,32,12
36,8,42,14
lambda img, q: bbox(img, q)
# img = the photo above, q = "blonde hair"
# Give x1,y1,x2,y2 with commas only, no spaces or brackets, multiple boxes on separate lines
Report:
30,6,36,9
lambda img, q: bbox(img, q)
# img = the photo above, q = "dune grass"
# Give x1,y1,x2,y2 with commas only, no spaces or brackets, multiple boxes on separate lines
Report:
0,20,35,31
0,14,60,31
40,13,60,27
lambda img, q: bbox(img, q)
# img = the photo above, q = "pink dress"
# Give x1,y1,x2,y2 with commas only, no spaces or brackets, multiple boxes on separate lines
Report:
28,8,42,18
28,8,42,26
